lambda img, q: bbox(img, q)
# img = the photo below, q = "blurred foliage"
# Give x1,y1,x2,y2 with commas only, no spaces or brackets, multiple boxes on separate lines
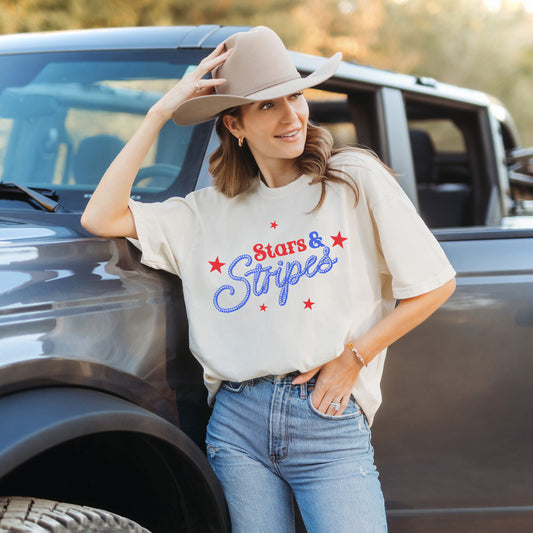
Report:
0,0,532,144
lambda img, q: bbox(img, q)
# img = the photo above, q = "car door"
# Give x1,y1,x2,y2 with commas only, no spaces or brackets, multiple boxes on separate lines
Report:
309,80,533,532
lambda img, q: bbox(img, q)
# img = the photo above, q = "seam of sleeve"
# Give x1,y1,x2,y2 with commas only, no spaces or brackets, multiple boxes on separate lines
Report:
128,198,174,271
392,266,456,299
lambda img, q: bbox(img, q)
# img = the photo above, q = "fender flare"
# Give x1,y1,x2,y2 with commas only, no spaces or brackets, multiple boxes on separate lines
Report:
0,386,228,528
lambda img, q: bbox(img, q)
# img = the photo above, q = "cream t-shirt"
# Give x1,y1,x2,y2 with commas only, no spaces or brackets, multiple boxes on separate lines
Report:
128,151,455,425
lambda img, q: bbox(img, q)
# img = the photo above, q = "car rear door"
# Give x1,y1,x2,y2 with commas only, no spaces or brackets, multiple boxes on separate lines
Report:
373,88,533,531
309,77,533,532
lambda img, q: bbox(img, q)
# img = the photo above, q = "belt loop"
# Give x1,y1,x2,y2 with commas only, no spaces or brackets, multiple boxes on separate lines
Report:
300,382,307,399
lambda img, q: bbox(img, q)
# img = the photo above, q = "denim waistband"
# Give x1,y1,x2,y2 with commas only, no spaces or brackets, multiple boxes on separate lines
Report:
223,371,316,386
222,372,316,400
260,371,301,383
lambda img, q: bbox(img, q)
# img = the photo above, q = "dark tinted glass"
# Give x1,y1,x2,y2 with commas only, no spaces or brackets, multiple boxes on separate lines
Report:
0,49,211,211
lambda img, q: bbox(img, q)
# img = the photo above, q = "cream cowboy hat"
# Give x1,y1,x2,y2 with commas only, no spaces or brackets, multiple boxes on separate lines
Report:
172,26,342,126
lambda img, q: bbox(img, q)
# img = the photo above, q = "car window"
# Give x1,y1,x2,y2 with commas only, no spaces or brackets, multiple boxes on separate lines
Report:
0,50,211,211
306,89,358,148
307,85,385,158
0,118,12,178
307,83,496,230
405,95,493,229
408,119,466,153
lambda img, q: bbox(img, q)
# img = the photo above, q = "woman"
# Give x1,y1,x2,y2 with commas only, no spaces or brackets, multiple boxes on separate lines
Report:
82,26,456,533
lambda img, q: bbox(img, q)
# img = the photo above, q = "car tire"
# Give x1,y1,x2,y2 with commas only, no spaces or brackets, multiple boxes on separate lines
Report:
0,497,151,532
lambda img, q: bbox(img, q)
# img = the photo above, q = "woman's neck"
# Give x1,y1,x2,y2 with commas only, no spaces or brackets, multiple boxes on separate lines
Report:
258,162,300,189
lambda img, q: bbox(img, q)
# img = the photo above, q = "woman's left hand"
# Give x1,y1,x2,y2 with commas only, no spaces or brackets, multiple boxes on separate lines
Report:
290,278,457,417
292,345,362,416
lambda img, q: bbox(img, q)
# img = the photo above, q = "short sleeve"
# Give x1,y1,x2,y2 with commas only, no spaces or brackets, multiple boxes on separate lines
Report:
370,189,456,299
127,196,196,277
336,150,456,299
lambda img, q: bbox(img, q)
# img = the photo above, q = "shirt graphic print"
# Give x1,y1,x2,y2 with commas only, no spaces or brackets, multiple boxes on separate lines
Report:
210,224,347,314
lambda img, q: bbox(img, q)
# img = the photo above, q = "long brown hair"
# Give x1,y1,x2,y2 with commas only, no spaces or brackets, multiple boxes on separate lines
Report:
208,105,386,210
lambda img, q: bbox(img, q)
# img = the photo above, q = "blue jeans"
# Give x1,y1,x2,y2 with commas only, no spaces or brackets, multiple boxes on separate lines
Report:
206,374,387,533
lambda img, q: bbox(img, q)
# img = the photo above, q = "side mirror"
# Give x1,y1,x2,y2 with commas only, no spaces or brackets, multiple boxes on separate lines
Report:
508,147,533,215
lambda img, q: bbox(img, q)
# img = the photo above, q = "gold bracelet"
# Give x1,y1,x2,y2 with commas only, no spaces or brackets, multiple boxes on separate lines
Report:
347,341,367,368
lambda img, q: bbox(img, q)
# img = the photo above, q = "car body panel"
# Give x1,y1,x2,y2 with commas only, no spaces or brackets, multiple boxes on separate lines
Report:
373,231,533,525
0,215,200,420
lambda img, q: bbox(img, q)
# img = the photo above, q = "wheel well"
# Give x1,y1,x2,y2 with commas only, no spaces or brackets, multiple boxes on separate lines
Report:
0,430,226,532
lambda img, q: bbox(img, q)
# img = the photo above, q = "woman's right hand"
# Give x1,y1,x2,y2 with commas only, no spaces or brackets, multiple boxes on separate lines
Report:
149,43,233,122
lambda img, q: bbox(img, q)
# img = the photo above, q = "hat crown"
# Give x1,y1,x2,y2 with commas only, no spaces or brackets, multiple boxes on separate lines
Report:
214,26,300,98
172,27,342,126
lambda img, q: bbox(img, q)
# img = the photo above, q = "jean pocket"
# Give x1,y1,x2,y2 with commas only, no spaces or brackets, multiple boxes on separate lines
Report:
221,380,247,393
307,392,363,421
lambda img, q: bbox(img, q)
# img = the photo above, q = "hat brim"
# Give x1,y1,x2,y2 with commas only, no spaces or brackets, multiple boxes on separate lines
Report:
172,52,342,126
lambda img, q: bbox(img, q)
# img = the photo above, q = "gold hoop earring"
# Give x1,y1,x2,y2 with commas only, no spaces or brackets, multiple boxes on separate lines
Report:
238,137,244,148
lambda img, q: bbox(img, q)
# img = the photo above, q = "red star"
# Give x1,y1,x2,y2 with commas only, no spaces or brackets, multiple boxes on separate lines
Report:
331,231,348,248
270,221,278,229
259,304,267,311
303,298,315,310
209,257,225,273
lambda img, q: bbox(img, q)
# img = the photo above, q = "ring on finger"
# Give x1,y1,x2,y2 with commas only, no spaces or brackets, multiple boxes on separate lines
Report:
329,401,341,412
195,81,201,90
